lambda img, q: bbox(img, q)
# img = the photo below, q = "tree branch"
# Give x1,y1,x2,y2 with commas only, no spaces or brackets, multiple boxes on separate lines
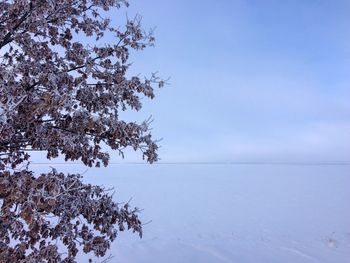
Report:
0,2,34,49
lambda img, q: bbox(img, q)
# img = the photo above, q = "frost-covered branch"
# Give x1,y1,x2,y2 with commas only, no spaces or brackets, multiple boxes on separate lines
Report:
0,0,164,261
0,170,142,262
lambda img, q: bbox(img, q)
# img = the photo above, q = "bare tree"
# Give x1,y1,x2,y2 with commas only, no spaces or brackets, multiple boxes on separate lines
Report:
0,0,163,261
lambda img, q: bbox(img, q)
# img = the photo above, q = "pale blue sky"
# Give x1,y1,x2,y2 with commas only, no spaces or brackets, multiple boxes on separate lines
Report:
114,0,350,163
29,0,349,164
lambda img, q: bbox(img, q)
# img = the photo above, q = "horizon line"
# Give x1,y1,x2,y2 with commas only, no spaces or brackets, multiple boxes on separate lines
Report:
29,161,350,166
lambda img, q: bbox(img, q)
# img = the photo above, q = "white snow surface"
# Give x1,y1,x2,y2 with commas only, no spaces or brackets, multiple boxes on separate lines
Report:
33,163,350,263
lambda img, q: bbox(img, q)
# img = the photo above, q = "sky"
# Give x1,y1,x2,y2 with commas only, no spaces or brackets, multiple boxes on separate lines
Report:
108,0,350,163
23,0,349,164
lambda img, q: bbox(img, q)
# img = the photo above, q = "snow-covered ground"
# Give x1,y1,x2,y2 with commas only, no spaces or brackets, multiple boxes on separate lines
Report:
34,163,350,262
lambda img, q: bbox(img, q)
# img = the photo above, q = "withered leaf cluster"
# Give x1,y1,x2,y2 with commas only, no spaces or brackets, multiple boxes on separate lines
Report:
0,0,163,261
